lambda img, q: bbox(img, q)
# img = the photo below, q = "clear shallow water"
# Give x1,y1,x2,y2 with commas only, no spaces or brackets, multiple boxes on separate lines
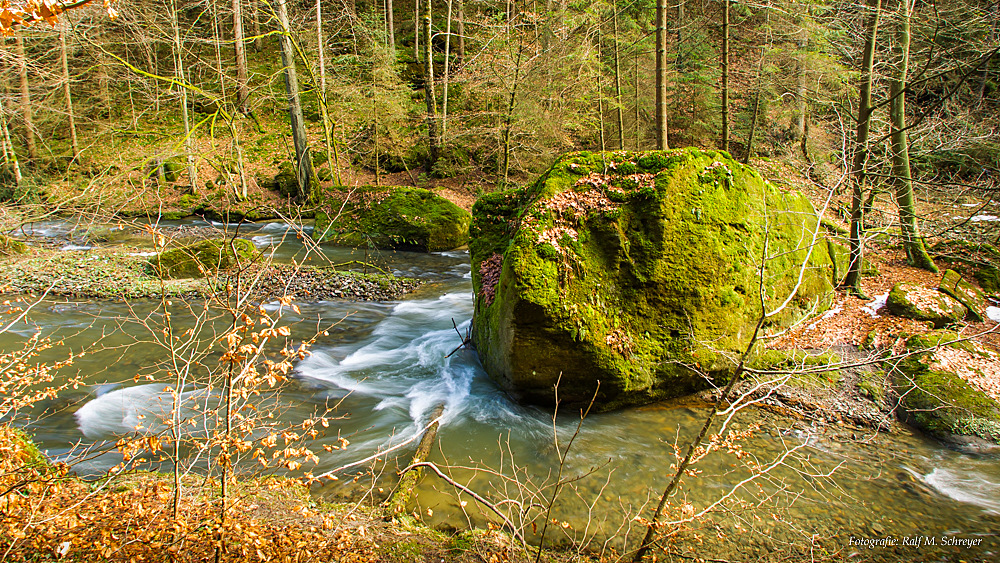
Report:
5,219,1000,555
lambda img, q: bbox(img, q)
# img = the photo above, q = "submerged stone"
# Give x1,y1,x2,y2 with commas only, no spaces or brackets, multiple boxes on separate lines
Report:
470,149,838,410
886,282,966,328
938,269,985,322
150,238,256,279
314,187,471,252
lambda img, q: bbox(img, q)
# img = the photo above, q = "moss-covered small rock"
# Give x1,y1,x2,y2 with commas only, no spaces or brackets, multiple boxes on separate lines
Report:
0,234,27,256
938,269,985,322
150,238,256,279
314,187,471,252
892,331,1000,444
470,149,838,410
886,282,966,328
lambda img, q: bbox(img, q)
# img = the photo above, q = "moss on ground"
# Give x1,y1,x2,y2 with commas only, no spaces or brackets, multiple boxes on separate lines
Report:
470,149,838,409
150,238,256,279
314,186,471,252
893,330,1000,443
885,283,967,328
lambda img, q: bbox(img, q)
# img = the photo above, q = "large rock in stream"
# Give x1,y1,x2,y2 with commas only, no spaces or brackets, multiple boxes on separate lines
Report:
470,149,839,410
314,187,471,252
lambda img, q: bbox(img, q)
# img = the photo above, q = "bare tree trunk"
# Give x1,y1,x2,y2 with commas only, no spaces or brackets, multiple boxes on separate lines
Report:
276,0,314,200
744,47,766,165
423,0,439,166
502,29,525,184
414,0,420,64
171,0,198,192
386,0,395,51
721,0,730,152
212,0,228,103
233,0,250,112
15,35,37,161
891,0,936,272
316,0,341,185
252,0,264,52
59,27,79,159
634,46,639,149
457,0,465,63
654,0,668,149
597,19,606,151
676,0,685,70
0,87,23,185
613,7,624,150
443,0,453,138
793,24,808,142
843,0,882,295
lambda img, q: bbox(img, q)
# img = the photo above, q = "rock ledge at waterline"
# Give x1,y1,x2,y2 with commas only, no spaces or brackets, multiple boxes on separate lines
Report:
470,149,839,410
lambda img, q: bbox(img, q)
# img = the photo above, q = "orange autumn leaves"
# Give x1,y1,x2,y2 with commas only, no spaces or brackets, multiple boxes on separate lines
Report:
0,1,117,35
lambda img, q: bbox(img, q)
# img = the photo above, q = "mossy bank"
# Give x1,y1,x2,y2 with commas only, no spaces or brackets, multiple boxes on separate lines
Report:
470,149,839,410
314,187,471,252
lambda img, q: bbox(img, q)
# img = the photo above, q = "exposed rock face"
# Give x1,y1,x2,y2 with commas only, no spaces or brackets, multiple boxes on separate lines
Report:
893,331,1000,446
886,282,967,328
470,149,838,410
938,269,986,322
150,238,256,279
314,187,471,253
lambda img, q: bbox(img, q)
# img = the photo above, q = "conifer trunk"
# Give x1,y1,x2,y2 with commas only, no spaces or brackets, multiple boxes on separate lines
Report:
386,0,395,51
613,8,624,150
721,0,730,152
654,0,668,150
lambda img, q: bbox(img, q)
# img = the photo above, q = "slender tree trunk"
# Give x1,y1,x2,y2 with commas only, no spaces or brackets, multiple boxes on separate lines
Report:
634,46,640,149
793,25,808,142
744,47,766,165
597,17,605,151
443,0,453,138
721,0,730,152
613,8,624,150
387,0,396,51
252,0,264,52
212,0,228,103
171,0,198,192
891,0,936,271
276,0,314,200
59,28,79,159
423,0,439,165
0,91,23,185
233,0,250,112
316,0,340,185
414,0,421,64
457,0,465,63
843,0,882,294
502,30,525,184
676,0,685,70
15,35,37,161
654,0,669,149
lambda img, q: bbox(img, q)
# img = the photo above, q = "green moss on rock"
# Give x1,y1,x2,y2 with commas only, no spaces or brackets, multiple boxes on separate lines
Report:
886,282,967,328
0,234,27,256
150,238,256,279
470,149,837,410
938,269,985,322
893,330,1000,443
314,187,471,252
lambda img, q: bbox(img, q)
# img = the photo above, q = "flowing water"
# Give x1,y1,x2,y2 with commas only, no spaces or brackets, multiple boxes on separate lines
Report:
6,219,999,557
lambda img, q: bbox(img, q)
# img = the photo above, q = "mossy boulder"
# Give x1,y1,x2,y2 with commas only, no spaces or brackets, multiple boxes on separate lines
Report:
469,149,838,410
314,187,471,252
0,234,27,256
893,331,1000,444
938,269,986,322
886,282,966,328
150,238,256,279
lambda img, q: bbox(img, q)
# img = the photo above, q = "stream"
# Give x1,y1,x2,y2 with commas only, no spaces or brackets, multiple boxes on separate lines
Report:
5,219,999,557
